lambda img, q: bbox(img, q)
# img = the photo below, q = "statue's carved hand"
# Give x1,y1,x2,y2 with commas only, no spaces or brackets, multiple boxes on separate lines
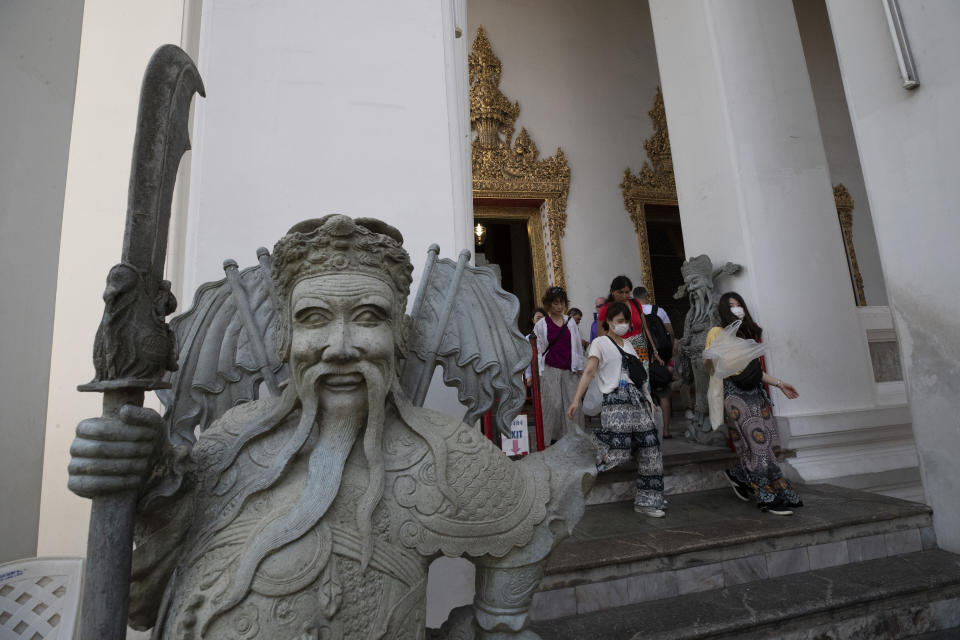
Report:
68,405,163,498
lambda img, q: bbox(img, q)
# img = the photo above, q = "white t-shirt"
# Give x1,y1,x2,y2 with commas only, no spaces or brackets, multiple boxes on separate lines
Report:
641,304,672,326
587,336,640,394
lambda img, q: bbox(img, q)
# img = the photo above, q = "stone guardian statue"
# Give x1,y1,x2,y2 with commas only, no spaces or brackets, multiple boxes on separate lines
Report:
673,254,742,446
70,215,597,640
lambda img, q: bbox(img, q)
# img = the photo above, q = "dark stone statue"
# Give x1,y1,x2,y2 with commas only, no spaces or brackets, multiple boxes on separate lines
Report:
673,254,741,445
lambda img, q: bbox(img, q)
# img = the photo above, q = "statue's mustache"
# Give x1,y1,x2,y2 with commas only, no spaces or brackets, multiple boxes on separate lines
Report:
294,359,392,393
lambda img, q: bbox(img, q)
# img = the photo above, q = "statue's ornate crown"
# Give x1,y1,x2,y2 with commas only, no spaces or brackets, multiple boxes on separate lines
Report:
270,215,414,362
680,254,713,281
271,215,413,302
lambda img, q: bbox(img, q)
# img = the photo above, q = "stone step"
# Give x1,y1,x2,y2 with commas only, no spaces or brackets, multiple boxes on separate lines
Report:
906,629,960,639
532,484,934,621
530,549,960,639
587,438,738,505
818,466,925,503
909,627,960,640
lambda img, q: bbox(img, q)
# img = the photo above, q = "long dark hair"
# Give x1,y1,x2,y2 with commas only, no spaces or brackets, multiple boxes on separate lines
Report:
606,275,633,302
602,301,631,332
718,292,763,341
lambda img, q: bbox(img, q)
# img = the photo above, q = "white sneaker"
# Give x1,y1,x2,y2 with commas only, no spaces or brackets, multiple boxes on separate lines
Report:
635,507,666,518
762,504,794,516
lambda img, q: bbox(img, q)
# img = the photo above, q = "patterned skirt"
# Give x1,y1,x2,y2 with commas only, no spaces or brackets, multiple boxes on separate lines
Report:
594,380,664,509
724,380,802,507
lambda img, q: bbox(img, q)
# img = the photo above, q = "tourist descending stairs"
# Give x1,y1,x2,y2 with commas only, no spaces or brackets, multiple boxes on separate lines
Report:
529,439,960,639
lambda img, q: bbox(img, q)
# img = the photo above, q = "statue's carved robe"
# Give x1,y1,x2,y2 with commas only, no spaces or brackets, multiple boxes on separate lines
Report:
130,393,591,639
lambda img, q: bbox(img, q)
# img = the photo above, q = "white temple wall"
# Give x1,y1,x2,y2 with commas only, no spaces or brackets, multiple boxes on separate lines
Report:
648,0,913,484
793,0,887,308
825,0,960,552
178,0,472,303
467,0,663,321
36,1,187,558
177,0,476,626
0,0,84,564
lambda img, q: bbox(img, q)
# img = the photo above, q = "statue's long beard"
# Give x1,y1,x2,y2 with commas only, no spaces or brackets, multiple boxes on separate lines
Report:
211,358,392,620
692,289,711,324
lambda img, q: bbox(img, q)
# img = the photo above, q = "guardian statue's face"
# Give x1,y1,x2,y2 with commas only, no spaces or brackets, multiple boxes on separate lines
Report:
685,272,708,291
288,273,398,416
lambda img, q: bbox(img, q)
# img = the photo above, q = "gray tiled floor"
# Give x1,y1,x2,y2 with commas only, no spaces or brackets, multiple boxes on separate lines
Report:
765,546,810,577
532,550,960,640
547,483,931,574
534,484,936,622
807,540,850,569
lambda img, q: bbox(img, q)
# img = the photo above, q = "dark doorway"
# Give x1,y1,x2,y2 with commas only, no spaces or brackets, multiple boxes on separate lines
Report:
474,218,535,334
645,204,689,336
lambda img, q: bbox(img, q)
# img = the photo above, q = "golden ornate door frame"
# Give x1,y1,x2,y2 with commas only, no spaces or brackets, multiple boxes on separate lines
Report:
474,205,550,301
833,183,867,306
469,26,570,290
620,87,677,304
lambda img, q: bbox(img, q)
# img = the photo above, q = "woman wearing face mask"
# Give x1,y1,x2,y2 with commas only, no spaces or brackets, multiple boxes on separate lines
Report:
705,292,801,516
596,275,634,333
567,302,665,517
534,287,586,444
597,275,665,381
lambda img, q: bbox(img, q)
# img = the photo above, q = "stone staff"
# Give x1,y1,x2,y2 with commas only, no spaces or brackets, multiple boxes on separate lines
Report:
72,45,203,640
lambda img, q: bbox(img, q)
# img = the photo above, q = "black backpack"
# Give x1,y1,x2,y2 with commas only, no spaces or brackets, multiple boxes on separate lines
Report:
634,301,673,361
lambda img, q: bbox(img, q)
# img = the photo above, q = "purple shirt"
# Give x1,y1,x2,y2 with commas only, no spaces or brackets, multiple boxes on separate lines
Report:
544,318,573,370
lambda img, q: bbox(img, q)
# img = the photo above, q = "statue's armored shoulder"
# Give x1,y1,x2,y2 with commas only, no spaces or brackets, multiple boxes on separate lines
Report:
190,394,296,470
389,405,551,559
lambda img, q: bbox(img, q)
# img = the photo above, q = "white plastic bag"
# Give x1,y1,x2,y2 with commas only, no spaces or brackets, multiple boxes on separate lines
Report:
702,321,767,429
707,376,725,430
582,377,603,416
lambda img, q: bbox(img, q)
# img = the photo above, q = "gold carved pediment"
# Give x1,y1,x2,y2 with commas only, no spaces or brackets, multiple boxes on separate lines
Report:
620,87,678,301
621,86,677,208
469,26,570,288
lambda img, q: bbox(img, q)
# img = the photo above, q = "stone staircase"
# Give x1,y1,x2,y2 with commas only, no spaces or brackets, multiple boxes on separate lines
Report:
530,475,960,638
587,437,738,505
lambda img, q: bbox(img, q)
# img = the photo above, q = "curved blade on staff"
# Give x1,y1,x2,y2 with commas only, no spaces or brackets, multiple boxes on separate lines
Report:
74,44,204,640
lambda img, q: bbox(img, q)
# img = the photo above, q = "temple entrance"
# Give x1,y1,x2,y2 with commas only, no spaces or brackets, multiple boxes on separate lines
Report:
645,204,689,335
620,87,690,336
473,205,544,334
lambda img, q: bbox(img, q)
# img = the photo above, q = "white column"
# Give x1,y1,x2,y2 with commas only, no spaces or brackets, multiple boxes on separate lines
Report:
179,0,473,301
180,0,475,625
0,0,84,563
825,0,960,552
37,0,186,557
648,2,879,434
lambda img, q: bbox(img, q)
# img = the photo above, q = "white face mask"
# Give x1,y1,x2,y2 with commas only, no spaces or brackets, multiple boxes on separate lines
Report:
612,323,630,336
730,306,746,319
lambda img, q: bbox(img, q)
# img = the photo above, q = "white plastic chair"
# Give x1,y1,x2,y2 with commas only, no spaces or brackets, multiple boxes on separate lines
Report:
0,557,83,639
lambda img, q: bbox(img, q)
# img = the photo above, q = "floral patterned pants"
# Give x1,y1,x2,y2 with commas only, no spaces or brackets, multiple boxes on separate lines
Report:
724,380,801,506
